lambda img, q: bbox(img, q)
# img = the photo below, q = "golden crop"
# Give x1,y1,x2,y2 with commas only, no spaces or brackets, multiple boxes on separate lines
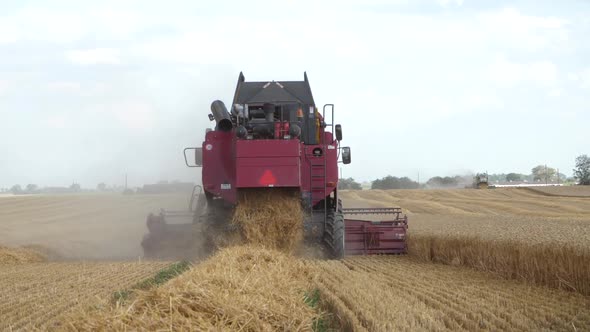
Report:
2,188,589,331
314,255,590,331
0,261,170,330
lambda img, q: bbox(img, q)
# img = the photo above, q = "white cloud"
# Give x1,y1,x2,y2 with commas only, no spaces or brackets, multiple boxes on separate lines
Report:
0,23,19,44
0,7,87,44
477,8,569,51
82,83,110,97
0,2,588,187
91,8,146,40
579,68,590,90
528,61,558,83
464,93,504,110
65,48,121,65
115,102,156,131
0,80,8,96
130,12,367,65
45,115,68,129
436,0,464,7
46,81,111,97
47,81,81,94
567,72,579,81
488,56,557,86
548,88,563,97
0,5,156,44
85,101,156,131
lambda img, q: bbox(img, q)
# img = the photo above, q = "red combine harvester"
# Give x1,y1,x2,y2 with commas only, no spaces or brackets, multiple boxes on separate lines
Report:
141,72,408,258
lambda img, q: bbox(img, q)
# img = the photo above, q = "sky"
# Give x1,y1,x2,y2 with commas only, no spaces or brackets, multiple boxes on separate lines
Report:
0,0,589,188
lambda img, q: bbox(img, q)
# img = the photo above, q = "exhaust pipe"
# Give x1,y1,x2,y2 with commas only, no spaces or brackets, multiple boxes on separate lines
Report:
210,100,233,132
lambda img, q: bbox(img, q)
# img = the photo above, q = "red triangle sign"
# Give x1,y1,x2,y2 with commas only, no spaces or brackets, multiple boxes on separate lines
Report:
259,170,277,186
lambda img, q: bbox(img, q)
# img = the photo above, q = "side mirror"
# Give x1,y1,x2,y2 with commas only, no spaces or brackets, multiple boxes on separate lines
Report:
342,146,351,164
335,124,342,141
183,147,203,167
208,114,215,121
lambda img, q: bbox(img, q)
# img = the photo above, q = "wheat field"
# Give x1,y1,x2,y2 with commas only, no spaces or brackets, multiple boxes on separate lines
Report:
64,246,320,332
0,261,171,330
341,188,590,295
314,255,590,331
54,246,590,332
341,188,590,246
1,190,589,331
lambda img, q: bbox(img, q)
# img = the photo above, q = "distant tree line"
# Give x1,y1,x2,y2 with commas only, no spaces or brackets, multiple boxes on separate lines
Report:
9,184,40,195
8,183,82,195
372,176,419,190
488,166,568,184
338,178,362,190
574,154,590,185
467,154,590,185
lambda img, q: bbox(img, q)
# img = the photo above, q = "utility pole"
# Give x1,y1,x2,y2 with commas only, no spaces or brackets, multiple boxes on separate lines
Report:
417,171,420,187
125,173,128,190
557,168,560,185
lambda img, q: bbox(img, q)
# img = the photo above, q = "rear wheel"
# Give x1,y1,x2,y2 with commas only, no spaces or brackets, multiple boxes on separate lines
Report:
324,199,345,259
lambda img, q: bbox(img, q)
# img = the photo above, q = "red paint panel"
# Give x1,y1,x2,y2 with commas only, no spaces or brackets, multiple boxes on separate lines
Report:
236,139,300,157
201,131,237,204
237,157,298,167
236,157,300,187
235,139,301,188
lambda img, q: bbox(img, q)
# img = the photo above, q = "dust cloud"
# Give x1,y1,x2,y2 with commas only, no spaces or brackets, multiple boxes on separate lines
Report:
0,67,240,260
0,192,194,261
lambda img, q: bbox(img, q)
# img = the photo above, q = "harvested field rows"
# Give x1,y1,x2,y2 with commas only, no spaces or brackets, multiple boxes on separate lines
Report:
314,256,590,331
0,261,171,330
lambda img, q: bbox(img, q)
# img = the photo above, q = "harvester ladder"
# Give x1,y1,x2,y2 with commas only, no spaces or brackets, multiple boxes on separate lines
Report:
310,104,334,226
310,158,327,206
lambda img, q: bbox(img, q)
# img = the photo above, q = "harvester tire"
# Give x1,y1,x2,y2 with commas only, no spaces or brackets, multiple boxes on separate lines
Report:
325,199,345,259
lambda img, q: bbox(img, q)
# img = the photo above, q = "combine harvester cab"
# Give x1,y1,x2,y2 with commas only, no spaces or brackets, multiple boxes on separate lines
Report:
344,208,408,255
